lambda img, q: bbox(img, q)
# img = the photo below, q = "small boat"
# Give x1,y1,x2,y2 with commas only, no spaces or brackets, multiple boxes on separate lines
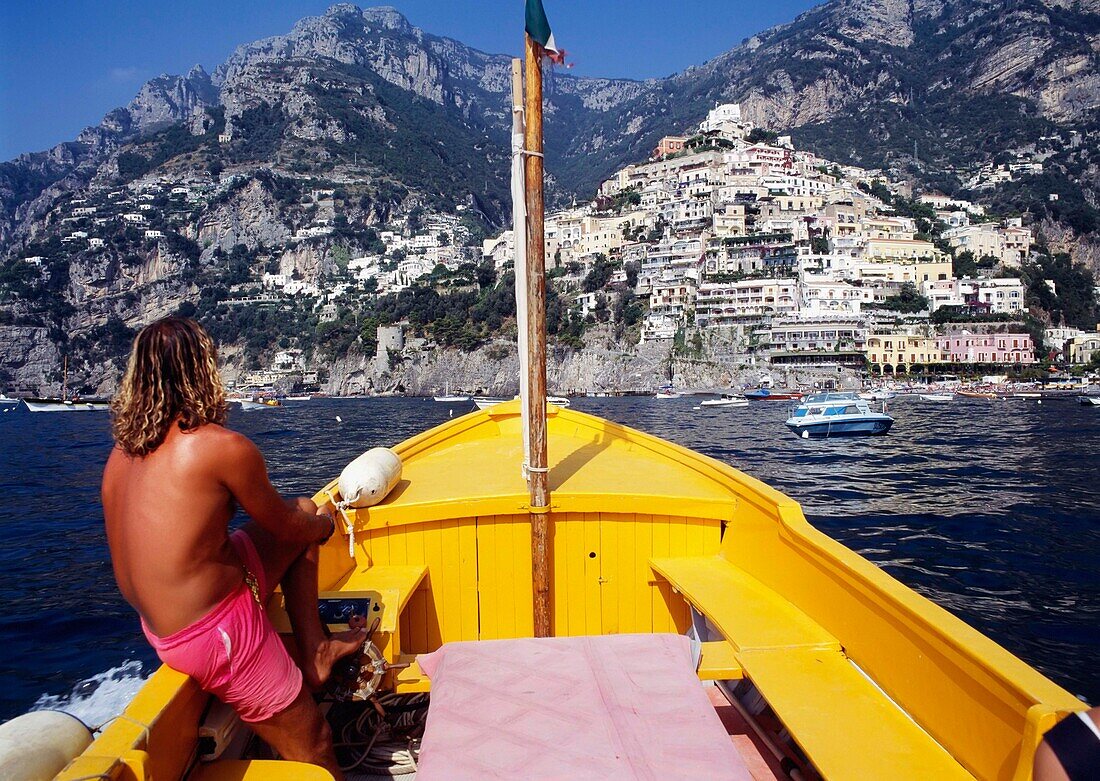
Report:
434,382,470,403
282,394,312,402
920,393,954,402
654,391,681,399
1080,395,1100,406
785,392,894,438
745,387,803,401
957,389,998,400
21,397,110,412
20,357,109,412
238,398,281,410
0,393,19,407
477,395,569,410
700,394,749,408
859,389,896,402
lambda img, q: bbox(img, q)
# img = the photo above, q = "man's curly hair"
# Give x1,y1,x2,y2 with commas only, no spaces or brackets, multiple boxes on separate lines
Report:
111,317,227,456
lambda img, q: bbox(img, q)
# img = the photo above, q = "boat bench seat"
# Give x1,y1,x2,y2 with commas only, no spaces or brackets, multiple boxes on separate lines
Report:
268,563,428,636
651,556,974,780
190,759,334,780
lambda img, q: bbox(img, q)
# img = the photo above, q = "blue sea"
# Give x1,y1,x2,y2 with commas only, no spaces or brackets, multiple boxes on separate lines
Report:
1,395,1097,724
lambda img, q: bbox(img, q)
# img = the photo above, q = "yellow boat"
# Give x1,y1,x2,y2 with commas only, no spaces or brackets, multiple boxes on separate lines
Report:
50,398,1085,780
41,15,1089,781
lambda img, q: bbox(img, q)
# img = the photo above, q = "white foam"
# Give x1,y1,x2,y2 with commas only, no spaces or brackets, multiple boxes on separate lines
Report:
31,660,150,729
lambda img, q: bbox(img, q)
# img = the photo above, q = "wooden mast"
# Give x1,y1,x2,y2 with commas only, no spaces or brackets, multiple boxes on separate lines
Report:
524,34,552,637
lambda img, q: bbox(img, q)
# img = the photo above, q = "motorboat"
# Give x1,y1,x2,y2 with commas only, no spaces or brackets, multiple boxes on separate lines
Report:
859,389,896,402
0,393,19,407
785,392,894,439
238,398,281,411
700,394,749,408
477,395,568,410
1080,395,1100,406
282,394,313,402
654,391,681,399
920,393,955,402
745,387,803,401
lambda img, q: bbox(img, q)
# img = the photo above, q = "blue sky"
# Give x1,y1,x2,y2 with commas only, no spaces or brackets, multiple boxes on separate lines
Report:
0,0,819,161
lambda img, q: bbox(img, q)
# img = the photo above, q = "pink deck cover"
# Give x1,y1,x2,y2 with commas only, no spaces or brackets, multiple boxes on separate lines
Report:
416,633,752,780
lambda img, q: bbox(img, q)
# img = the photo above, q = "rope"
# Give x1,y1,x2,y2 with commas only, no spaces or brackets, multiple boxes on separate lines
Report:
324,489,357,559
94,714,152,743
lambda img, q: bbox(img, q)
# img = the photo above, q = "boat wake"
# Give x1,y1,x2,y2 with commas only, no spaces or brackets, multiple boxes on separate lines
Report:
31,660,149,728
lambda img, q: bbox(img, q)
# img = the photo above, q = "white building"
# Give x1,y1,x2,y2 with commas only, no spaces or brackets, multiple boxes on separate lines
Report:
695,278,799,327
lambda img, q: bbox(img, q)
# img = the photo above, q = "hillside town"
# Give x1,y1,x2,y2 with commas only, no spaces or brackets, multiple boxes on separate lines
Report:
6,101,1100,395
483,103,1100,377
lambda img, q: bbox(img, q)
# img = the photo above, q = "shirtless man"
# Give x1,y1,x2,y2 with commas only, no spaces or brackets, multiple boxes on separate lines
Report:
102,317,363,779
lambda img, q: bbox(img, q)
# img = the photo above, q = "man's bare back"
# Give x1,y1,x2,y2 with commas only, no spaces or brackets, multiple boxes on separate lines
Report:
104,422,260,636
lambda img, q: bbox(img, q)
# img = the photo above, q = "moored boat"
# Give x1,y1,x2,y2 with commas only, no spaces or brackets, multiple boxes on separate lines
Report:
957,389,999,400
1080,395,1100,406
21,397,110,412
473,396,508,410
745,387,803,401
920,393,955,402
784,392,894,438
700,394,749,408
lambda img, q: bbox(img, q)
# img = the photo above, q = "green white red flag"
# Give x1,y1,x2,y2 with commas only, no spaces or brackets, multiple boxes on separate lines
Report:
525,0,565,63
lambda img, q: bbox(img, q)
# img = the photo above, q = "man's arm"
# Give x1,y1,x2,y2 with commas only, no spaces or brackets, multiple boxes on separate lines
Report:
217,432,332,544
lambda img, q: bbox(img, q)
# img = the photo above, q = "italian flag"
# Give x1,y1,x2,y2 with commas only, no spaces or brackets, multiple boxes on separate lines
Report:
525,0,565,63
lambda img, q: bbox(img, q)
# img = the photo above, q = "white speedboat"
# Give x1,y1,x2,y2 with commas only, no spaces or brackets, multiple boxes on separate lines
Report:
919,393,954,402
785,392,894,439
477,395,569,410
0,393,19,407
859,389,896,402
700,394,749,408
239,398,281,411
282,394,312,402
21,397,110,412
433,394,470,403
1080,395,1100,406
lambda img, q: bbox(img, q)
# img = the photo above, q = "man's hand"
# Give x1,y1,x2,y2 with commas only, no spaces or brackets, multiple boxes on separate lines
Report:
314,500,337,544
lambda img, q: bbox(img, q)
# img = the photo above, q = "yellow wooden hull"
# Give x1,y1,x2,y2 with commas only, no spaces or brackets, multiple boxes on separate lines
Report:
57,402,1085,780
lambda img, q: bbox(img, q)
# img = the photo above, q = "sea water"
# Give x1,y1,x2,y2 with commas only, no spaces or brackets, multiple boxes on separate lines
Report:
1,396,1096,725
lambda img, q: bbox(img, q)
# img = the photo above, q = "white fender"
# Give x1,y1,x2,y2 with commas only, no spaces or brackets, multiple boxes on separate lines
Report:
0,710,93,781
338,447,402,508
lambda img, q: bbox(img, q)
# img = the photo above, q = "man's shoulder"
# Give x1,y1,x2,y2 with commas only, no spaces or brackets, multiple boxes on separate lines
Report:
178,423,255,456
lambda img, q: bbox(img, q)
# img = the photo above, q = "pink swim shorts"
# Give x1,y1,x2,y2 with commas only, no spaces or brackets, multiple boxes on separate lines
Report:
141,529,303,722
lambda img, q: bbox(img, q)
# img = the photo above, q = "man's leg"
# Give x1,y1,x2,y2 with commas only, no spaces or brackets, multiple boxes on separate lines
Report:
281,538,365,689
239,519,364,689
248,686,345,781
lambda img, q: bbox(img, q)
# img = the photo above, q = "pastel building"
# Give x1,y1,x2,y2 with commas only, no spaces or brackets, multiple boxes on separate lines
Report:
935,332,1035,365
867,334,945,374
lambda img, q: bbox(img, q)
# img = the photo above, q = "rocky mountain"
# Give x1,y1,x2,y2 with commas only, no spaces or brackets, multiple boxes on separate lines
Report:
0,0,1098,393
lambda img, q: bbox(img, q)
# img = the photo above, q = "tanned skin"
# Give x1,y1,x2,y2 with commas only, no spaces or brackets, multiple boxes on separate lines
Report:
103,419,364,779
